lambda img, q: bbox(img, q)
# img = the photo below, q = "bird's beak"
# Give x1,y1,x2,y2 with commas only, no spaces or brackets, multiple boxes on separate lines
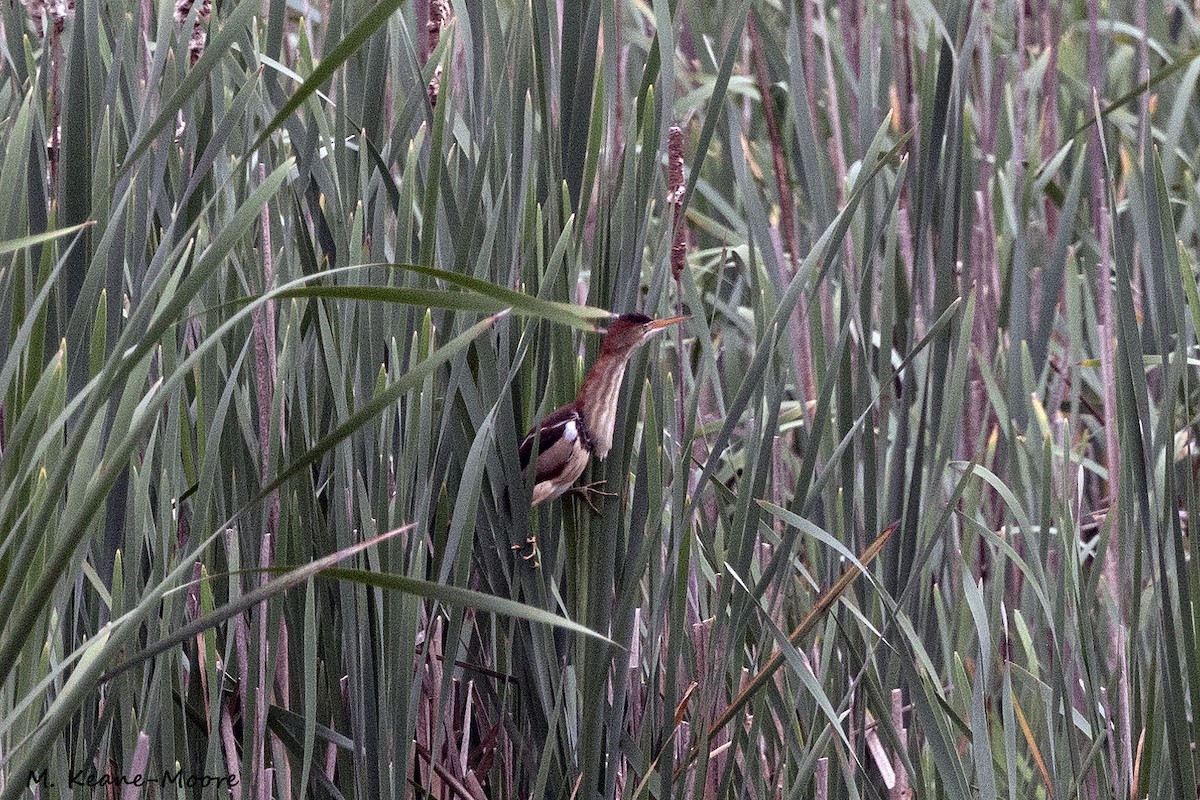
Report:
645,315,689,334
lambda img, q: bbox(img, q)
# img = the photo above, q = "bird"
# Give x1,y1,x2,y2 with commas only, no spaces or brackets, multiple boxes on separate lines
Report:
516,313,687,546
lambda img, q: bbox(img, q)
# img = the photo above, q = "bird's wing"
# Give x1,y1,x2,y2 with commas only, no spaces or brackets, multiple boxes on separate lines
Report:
520,405,589,482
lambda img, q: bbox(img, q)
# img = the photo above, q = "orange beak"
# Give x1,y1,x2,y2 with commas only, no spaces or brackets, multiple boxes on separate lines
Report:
645,315,689,333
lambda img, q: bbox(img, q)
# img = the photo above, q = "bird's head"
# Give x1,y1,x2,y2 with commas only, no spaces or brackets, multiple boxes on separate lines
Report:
598,313,688,358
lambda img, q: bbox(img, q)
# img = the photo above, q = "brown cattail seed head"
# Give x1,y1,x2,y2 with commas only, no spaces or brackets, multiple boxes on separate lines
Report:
175,0,211,66
21,0,46,39
428,64,444,107
425,0,451,105
427,0,450,54
21,0,72,38
668,125,687,281
667,125,685,204
50,0,72,34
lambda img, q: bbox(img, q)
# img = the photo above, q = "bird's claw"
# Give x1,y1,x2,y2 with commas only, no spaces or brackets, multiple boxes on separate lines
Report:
513,482,616,561
568,481,618,515
511,535,539,563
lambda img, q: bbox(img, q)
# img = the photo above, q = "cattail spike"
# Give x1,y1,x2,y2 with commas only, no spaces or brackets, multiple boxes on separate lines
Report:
668,125,688,282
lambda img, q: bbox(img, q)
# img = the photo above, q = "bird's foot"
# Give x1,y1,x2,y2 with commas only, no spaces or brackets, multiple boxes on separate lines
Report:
511,535,540,563
568,481,617,515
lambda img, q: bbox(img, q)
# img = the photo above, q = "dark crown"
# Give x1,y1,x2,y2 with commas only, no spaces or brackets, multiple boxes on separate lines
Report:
615,312,652,325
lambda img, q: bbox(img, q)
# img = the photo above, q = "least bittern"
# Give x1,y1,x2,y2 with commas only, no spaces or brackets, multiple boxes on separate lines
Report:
514,313,687,555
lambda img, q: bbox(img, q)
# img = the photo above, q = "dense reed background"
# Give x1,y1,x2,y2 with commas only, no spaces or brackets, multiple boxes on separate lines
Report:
2,0,1199,797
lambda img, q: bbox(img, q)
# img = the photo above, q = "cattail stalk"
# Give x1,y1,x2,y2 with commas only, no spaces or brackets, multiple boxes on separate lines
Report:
250,162,281,800
667,125,692,497
748,11,816,414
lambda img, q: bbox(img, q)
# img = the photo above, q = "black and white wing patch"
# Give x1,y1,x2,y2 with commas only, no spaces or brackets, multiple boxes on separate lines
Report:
519,404,592,482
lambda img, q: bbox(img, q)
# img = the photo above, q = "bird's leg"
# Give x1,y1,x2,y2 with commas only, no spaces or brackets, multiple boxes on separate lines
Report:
567,480,618,514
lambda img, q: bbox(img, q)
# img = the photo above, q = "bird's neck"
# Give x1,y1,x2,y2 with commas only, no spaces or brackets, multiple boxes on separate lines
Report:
577,351,634,460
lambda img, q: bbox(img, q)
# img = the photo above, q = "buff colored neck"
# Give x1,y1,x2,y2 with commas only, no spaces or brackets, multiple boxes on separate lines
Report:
576,349,637,460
